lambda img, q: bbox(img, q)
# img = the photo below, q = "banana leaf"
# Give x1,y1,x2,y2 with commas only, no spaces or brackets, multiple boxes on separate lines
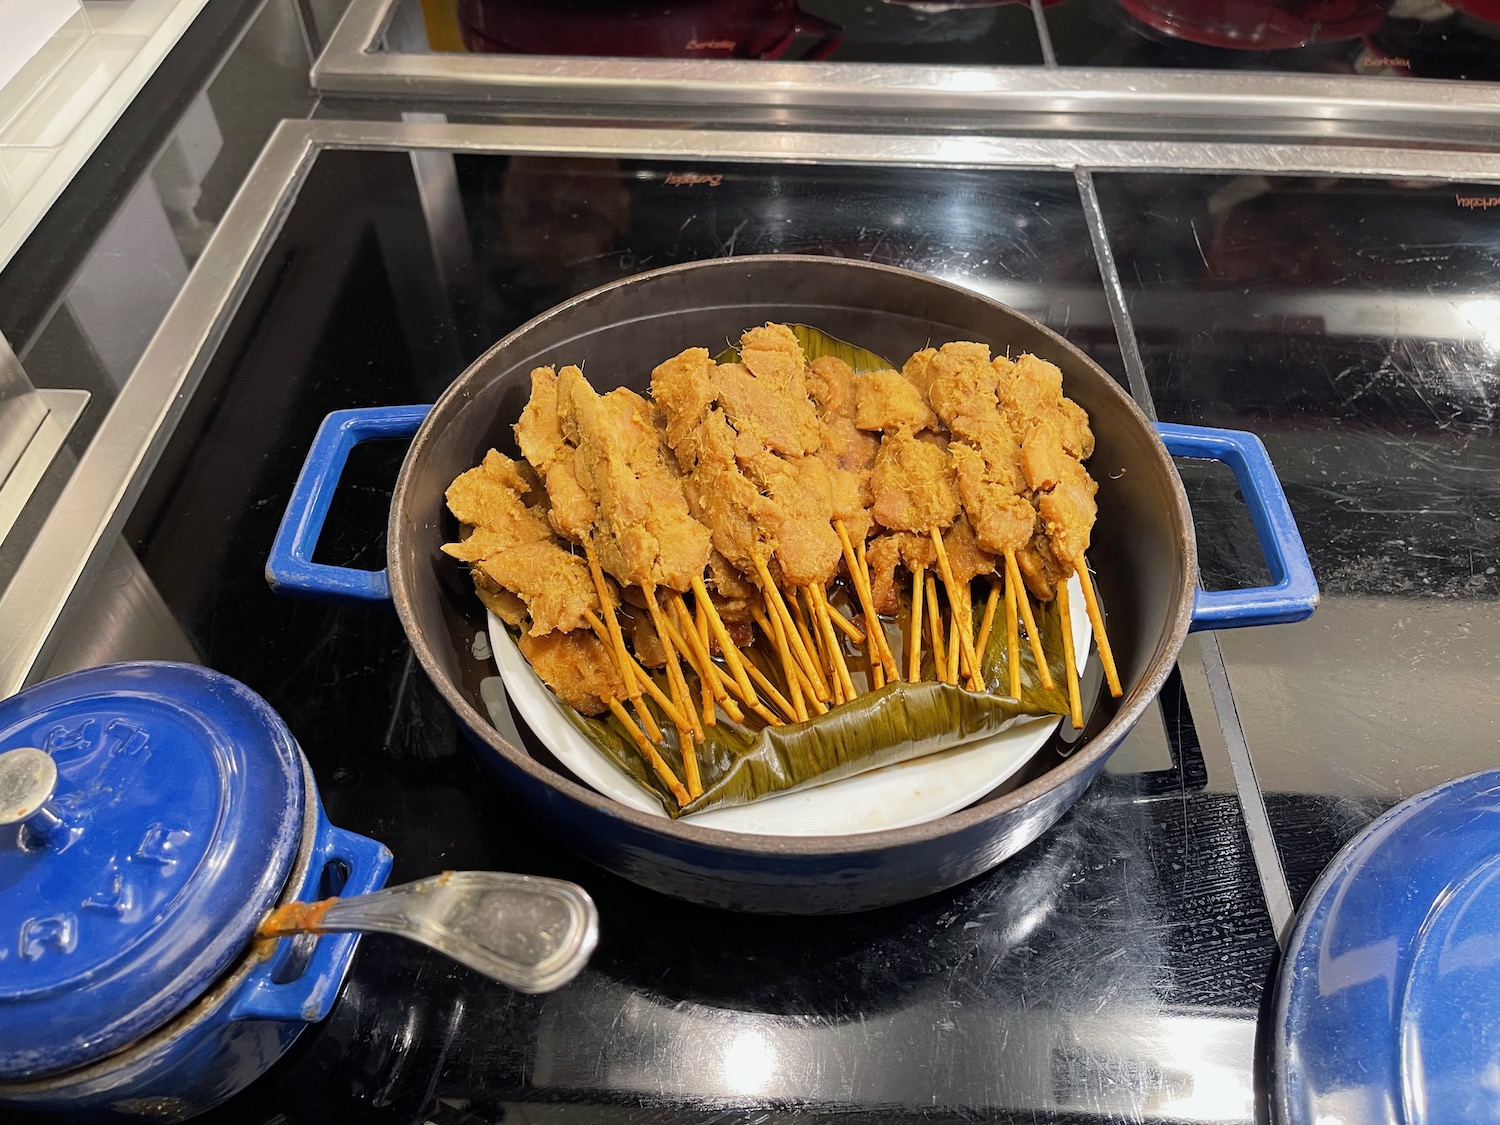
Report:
715,324,894,373
555,591,1074,818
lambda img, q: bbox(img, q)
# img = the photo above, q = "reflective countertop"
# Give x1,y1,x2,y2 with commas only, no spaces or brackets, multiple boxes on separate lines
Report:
0,11,1497,1114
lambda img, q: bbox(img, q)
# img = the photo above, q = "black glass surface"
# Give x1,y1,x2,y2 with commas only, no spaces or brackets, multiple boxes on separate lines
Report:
70,147,1281,1124
391,0,1500,79
1095,170,1500,905
396,0,1045,65
1043,0,1500,78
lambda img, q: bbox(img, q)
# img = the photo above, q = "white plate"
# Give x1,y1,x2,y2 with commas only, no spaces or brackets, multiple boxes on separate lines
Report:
484,575,1091,837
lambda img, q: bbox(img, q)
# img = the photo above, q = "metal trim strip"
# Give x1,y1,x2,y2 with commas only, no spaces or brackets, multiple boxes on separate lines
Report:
6,117,1500,695
311,0,1500,130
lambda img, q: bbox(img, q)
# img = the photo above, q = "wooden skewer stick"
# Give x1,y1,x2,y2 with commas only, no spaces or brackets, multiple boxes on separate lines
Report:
812,584,858,702
751,556,827,700
958,583,982,691
789,587,832,700
648,594,704,753
632,687,665,745
583,540,641,700
1005,575,1021,701
662,602,744,724
764,595,828,716
607,698,689,807
669,595,730,706
975,581,1001,664
691,575,759,706
582,609,691,735
800,588,837,703
824,600,865,645
741,660,795,725
930,529,981,691
1004,550,1055,691
694,600,716,727
947,599,961,685
925,572,950,686
579,541,666,741
909,564,925,683
1058,580,1083,730
752,603,807,723
669,599,722,725
790,589,818,658
1074,557,1122,699
858,535,900,682
836,522,899,682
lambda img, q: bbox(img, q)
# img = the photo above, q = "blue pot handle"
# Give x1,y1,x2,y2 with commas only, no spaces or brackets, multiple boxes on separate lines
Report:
1156,422,1319,631
229,823,394,1024
265,405,432,604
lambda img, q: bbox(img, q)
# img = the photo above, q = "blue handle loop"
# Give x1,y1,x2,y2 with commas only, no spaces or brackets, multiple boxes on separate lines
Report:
1155,422,1319,632
265,405,432,604
229,823,394,1024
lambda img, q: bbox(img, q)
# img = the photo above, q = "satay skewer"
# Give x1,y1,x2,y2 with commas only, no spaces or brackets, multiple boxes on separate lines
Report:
607,698,689,807
581,609,692,736
1003,577,1020,700
583,539,643,699
947,600,961,686
909,564,925,683
691,576,759,707
1073,558,1121,698
1057,580,1083,729
740,657,796,724
669,594,734,709
775,622,827,716
788,586,834,701
975,581,1001,665
752,603,808,722
695,601,715,727
648,595,704,758
858,536,899,683
751,556,828,700
1003,550,1055,692
824,600,865,645
930,530,983,692
812,584,858,702
925,573,949,686
837,522,900,682
661,601,745,724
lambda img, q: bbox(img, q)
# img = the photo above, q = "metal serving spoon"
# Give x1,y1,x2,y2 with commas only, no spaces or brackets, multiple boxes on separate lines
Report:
256,870,600,994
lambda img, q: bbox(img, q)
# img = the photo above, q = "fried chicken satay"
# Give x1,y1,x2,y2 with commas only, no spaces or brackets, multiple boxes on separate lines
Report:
805,354,895,682
994,352,1118,713
552,367,718,770
923,341,1051,697
652,329,849,700
441,449,603,637
512,366,670,742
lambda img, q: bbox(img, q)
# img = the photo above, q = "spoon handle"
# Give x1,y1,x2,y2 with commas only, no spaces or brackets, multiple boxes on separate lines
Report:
260,871,599,993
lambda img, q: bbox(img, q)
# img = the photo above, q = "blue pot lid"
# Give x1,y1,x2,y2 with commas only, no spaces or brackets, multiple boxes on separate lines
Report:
0,662,304,1081
1274,769,1500,1125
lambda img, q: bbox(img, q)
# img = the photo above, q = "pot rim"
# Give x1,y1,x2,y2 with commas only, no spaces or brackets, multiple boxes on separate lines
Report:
389,254,1197,857
0,756,320,1095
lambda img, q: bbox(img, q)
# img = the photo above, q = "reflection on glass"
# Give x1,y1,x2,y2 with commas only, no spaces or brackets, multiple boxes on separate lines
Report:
412,0,1046,63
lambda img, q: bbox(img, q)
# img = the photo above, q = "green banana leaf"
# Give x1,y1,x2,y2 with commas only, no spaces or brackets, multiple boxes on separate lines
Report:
555,590,1074,818
715,324,894,373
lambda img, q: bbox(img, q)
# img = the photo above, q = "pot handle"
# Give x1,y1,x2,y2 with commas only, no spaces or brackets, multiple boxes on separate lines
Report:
1155,423,1319,631
265,405,432,604
229,824,394,1024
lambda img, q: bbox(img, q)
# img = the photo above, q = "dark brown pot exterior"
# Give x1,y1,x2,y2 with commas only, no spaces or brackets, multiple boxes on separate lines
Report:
388,256,1196,914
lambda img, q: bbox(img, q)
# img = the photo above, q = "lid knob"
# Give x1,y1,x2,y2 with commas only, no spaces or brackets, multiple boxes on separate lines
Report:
0,747,69,847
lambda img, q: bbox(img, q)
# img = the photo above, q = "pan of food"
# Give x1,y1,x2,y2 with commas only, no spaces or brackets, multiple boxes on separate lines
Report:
266,255,1316,914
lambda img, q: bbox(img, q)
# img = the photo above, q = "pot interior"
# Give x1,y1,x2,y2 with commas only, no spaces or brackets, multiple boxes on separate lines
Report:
392,256,1194,839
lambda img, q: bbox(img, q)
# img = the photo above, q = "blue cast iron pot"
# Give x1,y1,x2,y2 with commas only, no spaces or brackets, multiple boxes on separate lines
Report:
0,662,393,1122
264,255,1319,914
